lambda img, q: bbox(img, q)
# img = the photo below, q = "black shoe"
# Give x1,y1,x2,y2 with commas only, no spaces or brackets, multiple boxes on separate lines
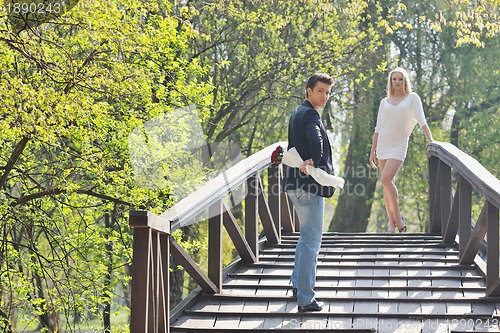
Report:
298,300,324,312
292,288,297,298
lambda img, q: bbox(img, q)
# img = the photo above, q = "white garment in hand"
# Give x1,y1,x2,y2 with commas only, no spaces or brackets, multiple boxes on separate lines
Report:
282,147,345,189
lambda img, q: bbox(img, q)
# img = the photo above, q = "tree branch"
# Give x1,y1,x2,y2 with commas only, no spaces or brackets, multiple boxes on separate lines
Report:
0,135,30,189
10,187,132,207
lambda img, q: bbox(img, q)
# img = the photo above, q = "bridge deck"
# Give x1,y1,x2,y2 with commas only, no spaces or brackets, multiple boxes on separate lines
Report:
170,233,500,332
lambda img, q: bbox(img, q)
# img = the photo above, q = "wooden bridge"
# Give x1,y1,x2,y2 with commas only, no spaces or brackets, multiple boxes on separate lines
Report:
128,142,500,333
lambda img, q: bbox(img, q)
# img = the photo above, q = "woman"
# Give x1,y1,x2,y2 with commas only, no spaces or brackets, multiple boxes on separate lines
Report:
369,67,434,233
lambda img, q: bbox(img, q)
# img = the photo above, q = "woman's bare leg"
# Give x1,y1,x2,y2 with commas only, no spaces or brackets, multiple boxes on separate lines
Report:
379,160,395,232
379,159,405,232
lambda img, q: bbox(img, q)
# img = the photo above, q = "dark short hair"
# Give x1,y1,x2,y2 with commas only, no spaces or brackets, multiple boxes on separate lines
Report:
306,73,334,96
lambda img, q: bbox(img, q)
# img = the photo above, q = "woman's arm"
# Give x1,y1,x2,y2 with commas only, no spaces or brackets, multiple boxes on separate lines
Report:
421,124,434,142
369,132,379,169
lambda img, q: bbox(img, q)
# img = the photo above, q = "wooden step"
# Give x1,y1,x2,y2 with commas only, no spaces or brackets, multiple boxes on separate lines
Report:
170,232,495,332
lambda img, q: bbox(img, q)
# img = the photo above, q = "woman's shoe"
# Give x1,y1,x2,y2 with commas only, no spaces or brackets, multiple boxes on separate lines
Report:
398,217,407,233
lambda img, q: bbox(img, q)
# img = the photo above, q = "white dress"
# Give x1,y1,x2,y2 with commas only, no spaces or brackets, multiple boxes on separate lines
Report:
375,92,428,161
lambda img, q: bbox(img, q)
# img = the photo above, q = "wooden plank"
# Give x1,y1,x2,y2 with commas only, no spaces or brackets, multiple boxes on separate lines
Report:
208,201,223,291
422,319,449,333
130,227,152,333
294,208,300,231
389,279,407,288
280,192,294,232
177,315,215,329
327,317,352,330
262,316,284,329
245,174,259,258
376,319,398,333
191,299,221,312
353,317,377,331
398,302,421,314
169,236,218,294
443,180,460,244
460,203,488,265
408,280,431,287
237,316,264,329
329,301,354,314
214,316,241,329
218,300,245,312
254,288,288,297
428,155,440,233
256,175,279,244
242,300,269,312
446,302,472,315
487,201,500,296
470,302,497,315
353,301,378,313
432,279,461,288
222,201,257,263
458,176,472,257
395,320,422,333
372,279,389,287
439,161,452,236
407,291,432,298
267,300,287,312
267,164,281,240
421,302,446,315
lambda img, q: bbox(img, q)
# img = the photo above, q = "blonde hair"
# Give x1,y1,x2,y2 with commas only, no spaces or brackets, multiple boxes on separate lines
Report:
387,67,412,98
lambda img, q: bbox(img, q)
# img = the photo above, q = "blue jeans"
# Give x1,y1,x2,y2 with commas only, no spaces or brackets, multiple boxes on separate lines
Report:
286,188,324,306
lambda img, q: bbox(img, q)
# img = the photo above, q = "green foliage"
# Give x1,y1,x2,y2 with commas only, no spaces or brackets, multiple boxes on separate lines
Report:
0,0,211,331
181,0,385,152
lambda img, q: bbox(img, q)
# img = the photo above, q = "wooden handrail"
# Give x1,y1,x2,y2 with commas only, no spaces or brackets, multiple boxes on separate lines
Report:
129,141,293,332
428,142,500,208
161,142,288,232
428,141,500,296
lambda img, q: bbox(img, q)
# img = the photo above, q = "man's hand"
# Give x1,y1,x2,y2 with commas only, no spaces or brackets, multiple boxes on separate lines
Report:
300,159,314,174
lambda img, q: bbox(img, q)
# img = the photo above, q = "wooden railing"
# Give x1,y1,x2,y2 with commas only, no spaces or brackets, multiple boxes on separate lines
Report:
428,141,500,296
128,142,296,333
128,140,500,332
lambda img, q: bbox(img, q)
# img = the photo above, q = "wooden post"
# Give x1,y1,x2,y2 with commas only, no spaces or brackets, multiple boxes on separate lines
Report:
268,164,281,241
154,231,169,333
439,161,452,235
443,180,459,244
208,201,223,291
458,176,472,255
130,227,153,332
487,201,500,296
245,174,259,258
130,211,170,333
280,192,294,233
428,156,440,233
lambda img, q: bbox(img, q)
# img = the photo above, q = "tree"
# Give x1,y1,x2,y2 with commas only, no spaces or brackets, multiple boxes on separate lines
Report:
0,0,210,331
328,2,390,232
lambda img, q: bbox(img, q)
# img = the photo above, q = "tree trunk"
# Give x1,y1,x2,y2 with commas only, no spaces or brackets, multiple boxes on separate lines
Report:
329,72,385,232
103,213,114,333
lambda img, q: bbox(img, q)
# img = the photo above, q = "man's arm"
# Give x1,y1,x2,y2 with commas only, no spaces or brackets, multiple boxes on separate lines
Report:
303,110,323,167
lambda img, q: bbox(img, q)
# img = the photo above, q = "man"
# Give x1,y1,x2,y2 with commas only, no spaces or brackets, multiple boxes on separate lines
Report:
283,73,335,312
